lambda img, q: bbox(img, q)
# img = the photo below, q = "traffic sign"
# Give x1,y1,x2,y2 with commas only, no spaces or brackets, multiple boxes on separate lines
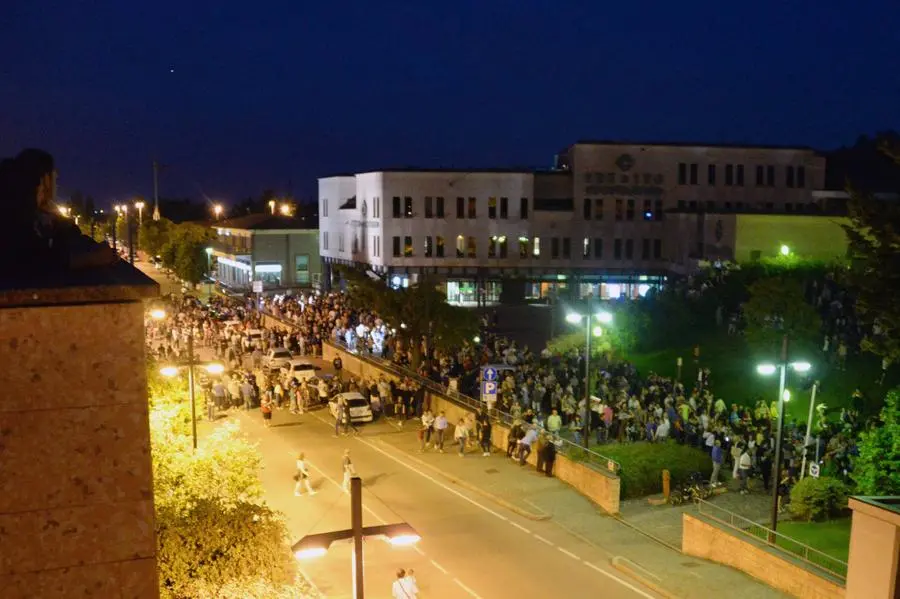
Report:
809,463,820,478
483,367,498,382
481,366,498,404
482,381,497,396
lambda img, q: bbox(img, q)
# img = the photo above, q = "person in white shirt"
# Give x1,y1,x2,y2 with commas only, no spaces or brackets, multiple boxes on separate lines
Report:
655,417,671,441
392,568,418,598
420,409,435,451
293,453,316,496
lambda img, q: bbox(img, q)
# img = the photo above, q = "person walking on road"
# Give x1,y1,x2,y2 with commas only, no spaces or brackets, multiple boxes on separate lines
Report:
480,418,492,457
341,449,356,492
454,417,469,457
392,568,418,598
293,453,317,496
420,409,435,451
434,410,448,453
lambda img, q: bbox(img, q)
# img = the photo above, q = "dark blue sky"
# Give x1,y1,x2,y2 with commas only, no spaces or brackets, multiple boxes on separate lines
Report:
3,0,899,205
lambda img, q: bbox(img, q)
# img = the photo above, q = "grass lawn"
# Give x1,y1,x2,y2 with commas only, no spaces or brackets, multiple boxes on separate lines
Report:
775,518,852,564
626,330,896,422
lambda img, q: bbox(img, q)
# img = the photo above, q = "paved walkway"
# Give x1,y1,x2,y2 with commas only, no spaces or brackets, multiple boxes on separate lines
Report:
378,430,788,599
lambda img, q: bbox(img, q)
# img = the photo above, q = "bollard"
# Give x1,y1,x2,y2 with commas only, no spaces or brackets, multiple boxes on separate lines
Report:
662,469,671,499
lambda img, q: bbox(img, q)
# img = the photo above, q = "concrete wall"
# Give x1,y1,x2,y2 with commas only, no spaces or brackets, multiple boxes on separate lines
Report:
252,230,321,287
846,497,900,599
682,514,844,599
0,299,158,599
318,338,621,514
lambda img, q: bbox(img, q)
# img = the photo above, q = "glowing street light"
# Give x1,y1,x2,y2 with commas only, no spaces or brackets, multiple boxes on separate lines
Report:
756,338,811,535
292,477,419,598
135,200,145,224
566,308,614,449
780,244,790,256
149,308,167,320
279,203,292,216
268,199,276,214
213,204,223,220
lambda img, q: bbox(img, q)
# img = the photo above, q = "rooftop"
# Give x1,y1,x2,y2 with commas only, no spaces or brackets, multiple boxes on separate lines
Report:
321,166,563,179
215,213,316,231
570,140,818,152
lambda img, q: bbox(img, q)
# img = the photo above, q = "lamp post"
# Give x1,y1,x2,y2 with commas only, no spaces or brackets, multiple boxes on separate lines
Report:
268,199,276,215
800,381,819,480
566,309,612,448
112,205,121,251
205,247,213,298
292,476,420,599
213,204,223,220
135,200,145,225
756,335,811,534
152,308,223,450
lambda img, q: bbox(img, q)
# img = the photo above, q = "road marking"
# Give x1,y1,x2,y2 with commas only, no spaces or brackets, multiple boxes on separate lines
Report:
532,533,554,546
509,521,531,534
350,427,661,598
583,560,658,599
558,547,580,560
430,559,448,574
241,412,487,598
454,578,482,598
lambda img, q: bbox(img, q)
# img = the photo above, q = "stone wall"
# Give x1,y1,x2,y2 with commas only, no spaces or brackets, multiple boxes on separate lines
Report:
0,300,158,599
682,514,845,599
319,338,621,514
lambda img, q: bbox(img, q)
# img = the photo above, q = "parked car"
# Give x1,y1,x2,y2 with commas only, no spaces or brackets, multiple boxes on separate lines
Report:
280,359,320,384
263,347,293,370
329,392,374,423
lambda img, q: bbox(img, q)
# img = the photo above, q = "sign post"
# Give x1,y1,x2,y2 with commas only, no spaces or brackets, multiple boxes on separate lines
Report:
481,366,498,409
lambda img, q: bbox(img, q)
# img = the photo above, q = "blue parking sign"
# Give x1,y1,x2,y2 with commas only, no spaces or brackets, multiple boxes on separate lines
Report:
483,367,498,382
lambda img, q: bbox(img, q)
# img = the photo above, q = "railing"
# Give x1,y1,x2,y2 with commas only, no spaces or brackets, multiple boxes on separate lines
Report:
258,307,623,475
695,498,848,582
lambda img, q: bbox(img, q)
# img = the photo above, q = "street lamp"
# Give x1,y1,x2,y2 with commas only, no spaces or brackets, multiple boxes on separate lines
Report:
268,199,276,215
279,203,291,216
213,204,223,220
152,308,222,449
135,200,145,224
780,244,790,256
756,335,811,535
566,309,613,448
292,476,420,599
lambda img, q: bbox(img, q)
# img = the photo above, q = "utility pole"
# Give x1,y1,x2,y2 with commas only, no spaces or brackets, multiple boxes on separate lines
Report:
770,335,789,537
152,160,161,221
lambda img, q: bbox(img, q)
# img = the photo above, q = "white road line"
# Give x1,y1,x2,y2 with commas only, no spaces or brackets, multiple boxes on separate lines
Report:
532,533,554,546
583,560,658,599
249,412,487,598
430,560,448,575
353,430,661,598
454,578,483,598
509,521,531,534
558,547,580,560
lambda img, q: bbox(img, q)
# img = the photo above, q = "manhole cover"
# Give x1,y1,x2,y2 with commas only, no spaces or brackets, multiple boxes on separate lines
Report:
484,468,499,474
681,562,701,568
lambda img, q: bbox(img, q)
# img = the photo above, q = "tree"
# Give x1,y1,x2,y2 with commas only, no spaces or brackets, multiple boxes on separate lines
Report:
341,268,478,367
852,387,900,496
148,367,300,599
140,217,173,257
175,240,209,285
843,141,900,363
743,276,820,358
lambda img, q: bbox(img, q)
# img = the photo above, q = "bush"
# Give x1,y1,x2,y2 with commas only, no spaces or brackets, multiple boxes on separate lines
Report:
598,441,711,498
789,476,850,522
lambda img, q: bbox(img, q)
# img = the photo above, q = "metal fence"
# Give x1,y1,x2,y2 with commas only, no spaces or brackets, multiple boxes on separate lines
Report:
694,498,848,582
259,308,623,475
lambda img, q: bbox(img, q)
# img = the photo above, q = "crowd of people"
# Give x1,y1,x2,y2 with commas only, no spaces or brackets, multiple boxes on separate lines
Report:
149,261,874,504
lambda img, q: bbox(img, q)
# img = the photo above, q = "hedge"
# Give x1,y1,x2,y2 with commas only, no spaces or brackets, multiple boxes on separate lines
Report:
789,476,850,522
596,441,712,499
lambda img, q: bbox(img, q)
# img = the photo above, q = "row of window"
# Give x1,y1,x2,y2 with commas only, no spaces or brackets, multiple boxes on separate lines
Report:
677,163,807,188
388,235,663,261
677,199,821,212
391,196,531,220
582,198,664,221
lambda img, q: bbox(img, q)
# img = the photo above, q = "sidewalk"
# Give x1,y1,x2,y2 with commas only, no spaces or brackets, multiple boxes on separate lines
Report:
379,430,788,599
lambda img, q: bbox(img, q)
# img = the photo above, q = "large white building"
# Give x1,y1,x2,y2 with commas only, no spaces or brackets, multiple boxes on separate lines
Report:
318,141,826,303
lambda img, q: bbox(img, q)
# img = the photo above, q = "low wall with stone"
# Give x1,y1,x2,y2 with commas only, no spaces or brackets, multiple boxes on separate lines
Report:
682,514,845,599
319,339,621,514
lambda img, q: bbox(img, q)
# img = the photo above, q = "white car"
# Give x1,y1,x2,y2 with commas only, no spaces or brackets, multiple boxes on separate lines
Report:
329,392,374,423
263,347,293,370
280,359,320,383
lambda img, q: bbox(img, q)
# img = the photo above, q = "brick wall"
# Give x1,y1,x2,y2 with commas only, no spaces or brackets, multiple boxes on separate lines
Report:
682,514,844,599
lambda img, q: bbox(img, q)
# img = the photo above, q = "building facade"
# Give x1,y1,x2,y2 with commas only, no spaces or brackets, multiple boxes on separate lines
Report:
319,141,829,302
210,213,321,291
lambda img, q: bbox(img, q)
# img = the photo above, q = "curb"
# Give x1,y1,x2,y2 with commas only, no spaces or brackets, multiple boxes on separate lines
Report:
610,556,681,599
612,515,683,553
377,440,552,522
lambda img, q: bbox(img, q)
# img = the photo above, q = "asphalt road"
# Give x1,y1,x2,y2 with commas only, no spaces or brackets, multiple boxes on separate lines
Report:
225,406,662,599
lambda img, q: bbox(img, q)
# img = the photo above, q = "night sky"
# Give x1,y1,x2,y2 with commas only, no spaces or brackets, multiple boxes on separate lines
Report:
3,0,899,205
